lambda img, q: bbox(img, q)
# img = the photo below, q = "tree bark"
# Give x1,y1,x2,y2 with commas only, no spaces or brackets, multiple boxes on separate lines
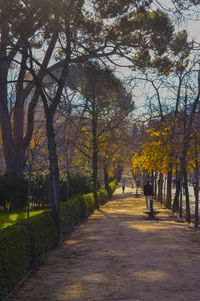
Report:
0,37,20,174
104,162,109,192
194,127,199,228
45,112,62,239
194,163,199,228
166,167,172,209
158,173,163,204
92,102,98,206
13,48,28,174
183,166,190,223
154,172,157,200
172,171,181,213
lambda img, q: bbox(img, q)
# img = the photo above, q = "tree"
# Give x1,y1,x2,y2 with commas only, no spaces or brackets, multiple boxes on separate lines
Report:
68,62,133,204
0,0,60,175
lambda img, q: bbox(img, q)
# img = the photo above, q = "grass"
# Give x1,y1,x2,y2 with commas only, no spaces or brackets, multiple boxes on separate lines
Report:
0,208,50,230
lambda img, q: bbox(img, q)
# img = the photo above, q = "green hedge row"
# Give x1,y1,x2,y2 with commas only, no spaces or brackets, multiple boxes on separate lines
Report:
0,180,116,301
0,212,59,300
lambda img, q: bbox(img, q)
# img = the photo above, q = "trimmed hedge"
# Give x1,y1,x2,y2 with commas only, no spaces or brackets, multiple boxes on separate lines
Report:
60,192,96,234
108,179,116,199
0,212,59,301
0,180,116,301
0,225,32,300
22,212,59,264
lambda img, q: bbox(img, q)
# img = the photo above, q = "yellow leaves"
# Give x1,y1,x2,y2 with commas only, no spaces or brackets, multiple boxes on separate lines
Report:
163,68,170,77
133,123,176,174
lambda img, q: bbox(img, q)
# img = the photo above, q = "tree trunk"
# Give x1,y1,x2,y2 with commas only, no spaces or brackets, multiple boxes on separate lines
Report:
91,96,99,207
154,172,157,200
27,169,31,219
183,167,190,224
151,170,154,194
14,49,28,174
104,162,109,192
194,166,199,228
92,149,98,206
46,113,62,240
166,167,172,209
0,60,20,174
172,172,181,213
28,25,70,242
163,175,166,202
179,182,183,219
158,173,163,204
194,133,199,228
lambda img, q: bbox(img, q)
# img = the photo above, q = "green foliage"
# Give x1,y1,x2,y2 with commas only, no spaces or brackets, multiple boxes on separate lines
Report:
29,172,50,207
21,212,59,264
60,193,95,234
60,171,93,201
94,0,152,18
0,224,32,300
29,171,94,205
0,212,58,301
60,196,82,233
0,175,27,210
98,188,109,204
108,179,117,199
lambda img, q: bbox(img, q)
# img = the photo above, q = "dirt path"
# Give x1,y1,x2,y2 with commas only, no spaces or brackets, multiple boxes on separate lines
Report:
8,189,200,301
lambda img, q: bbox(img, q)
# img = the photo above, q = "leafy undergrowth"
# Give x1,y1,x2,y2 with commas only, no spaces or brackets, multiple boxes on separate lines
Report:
0,209,49,230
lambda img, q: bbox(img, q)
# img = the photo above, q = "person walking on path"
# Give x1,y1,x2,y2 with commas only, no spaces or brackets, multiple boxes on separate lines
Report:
143,180,153,209
122,180,126,193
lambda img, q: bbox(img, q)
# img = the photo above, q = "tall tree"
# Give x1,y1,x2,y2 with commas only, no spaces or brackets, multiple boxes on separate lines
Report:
0,0,59,174
69,62,133,204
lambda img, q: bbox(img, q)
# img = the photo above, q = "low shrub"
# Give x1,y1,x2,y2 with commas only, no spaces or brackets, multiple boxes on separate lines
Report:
60,193,95,234
60,197,79,233
0,212,59,301
98,188,108,205
0,224,32,300
22,212,59,264
108,179,117,199
67,171,93,196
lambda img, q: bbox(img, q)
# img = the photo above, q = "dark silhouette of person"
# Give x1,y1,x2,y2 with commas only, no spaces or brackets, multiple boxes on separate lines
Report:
143,180,153,209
